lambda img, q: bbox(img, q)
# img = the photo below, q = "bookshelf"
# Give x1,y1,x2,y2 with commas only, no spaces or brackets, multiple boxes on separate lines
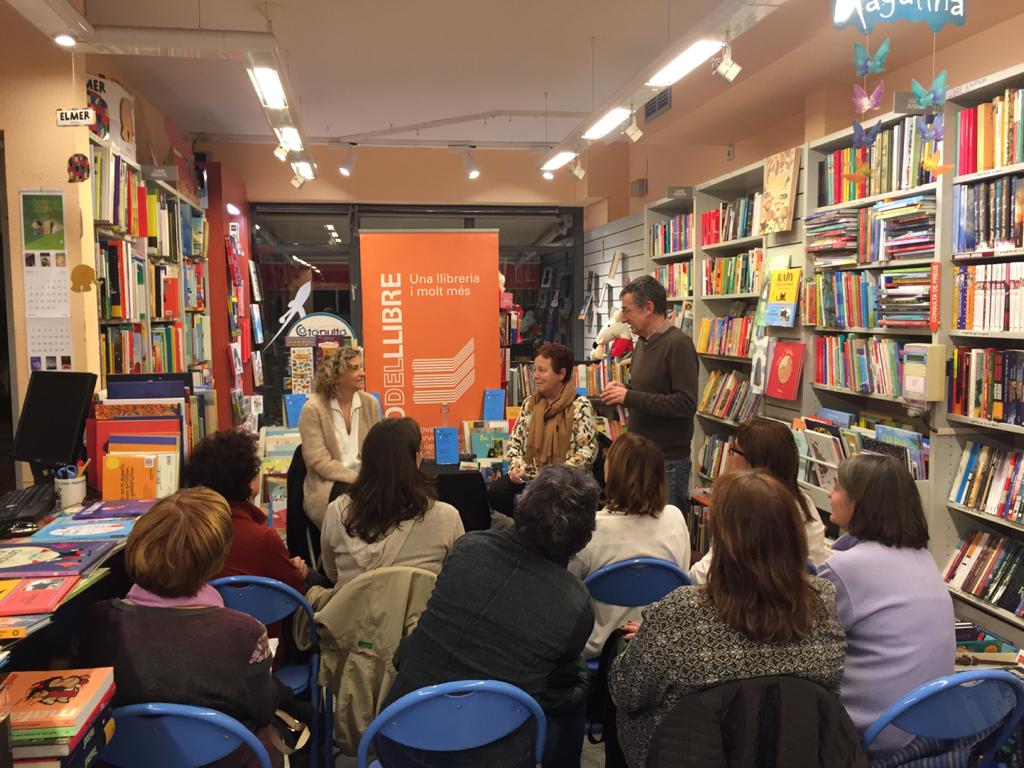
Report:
644,194,696,334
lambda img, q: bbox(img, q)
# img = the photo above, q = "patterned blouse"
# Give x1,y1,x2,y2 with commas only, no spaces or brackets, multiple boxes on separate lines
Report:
505,393,598,477
609,579,846,768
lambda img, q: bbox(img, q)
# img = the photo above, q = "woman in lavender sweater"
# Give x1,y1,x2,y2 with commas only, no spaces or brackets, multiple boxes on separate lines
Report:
817,453,955,759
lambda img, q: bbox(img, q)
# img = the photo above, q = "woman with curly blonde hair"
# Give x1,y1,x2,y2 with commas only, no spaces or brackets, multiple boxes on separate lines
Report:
299,347,382,529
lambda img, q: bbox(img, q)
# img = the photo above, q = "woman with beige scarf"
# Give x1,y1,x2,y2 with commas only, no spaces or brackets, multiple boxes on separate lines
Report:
488,342,598,519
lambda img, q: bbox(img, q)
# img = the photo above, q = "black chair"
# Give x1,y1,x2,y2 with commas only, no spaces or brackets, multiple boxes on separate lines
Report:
285,445,321,567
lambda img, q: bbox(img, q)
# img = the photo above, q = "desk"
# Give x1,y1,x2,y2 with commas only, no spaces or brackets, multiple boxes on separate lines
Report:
420,461,492,532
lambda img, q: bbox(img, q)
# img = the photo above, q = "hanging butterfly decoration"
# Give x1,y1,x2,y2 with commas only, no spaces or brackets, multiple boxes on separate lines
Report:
917,113,945,143
910,70,948,112
921,144,953,177
852,81,884,115
852,120,882,149
842,159,873,186
854,38,890,76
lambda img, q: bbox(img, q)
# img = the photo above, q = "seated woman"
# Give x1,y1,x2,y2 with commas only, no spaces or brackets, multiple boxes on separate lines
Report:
817,453,954,759
568,432,690,658
299,347,382,531
183,428,307,593
77,488,282,768
488,342,597,518
689,417,829,584
321,417,464,587
609,469,846,768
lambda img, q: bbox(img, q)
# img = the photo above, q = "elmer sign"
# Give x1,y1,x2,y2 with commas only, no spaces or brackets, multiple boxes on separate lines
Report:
55,108,95,127
360,231,500,454
832,0,965,32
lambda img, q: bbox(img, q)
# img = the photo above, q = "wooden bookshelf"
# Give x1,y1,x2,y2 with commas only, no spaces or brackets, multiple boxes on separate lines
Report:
698,353,752,365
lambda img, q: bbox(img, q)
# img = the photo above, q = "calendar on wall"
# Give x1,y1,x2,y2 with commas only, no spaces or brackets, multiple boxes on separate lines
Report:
20,192,73,372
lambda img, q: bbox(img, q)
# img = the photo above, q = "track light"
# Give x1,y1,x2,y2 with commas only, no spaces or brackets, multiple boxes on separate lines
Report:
583,107,631,141
53,34,76,47
463,149,481,180
713,45,742,83
292,161,316,181
570,159,586,180
290,174,305,189
339,144,358,177
226,203,241,216
625,113,643,143
542,171,555,181
647,39,724,87
247,67,288,109
273,144,289,162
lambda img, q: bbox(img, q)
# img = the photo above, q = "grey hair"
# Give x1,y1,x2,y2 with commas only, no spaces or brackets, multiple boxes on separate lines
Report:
313,347,362,398
515,465,600,561
620,275,668,316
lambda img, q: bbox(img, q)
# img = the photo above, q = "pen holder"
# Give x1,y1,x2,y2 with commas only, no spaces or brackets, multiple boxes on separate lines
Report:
54,476,87,510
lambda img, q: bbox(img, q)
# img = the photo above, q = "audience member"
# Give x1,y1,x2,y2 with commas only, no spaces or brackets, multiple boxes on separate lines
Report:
690,417,829,583
78,489,282,768
320,417,464,587
183,428,307,593
378,464,601,768
817,453,954,758
569,433,690,658
609,470,846,768
299,347,382,529
489,342,597,518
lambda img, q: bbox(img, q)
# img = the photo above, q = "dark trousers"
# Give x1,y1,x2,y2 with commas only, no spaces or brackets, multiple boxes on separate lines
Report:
487,474,526,518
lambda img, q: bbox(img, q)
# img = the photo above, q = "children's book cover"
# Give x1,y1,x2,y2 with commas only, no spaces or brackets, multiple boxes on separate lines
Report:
0,541,118,578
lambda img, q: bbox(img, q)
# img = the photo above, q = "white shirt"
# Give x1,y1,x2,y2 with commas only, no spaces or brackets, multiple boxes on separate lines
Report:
330,395,362,472
568,505,691,658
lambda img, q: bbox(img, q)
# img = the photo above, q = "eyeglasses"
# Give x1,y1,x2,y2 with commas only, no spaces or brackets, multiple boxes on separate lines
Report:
728,446,745,458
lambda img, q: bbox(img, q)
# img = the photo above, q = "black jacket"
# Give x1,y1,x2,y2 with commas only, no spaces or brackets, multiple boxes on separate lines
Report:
646,676,869,768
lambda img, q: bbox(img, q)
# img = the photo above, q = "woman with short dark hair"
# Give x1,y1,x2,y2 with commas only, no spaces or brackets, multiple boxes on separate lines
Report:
488,342,598,518
609,469,845,768
569,433,690,657
320,417,464,586
817,453,954,757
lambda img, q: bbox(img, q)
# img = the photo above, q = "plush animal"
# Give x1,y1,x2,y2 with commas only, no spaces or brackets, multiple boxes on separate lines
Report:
520,310,537,335
591,309,634,361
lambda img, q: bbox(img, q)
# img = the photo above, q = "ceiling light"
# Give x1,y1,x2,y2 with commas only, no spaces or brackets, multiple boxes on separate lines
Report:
713,45,743,83
290,174,305,189
339,144,358,177
292,161,316,180
226,203,241,216
541,151,577,172
247,66,288,110
625,113,643,143
542,171,555,181
463,150,480,180
273,144,289,162
254,224,261,231
570,159,586,180
275,127,303,152
583,107,631,141
646,39,725,88
53,34,76,47
324,224,336,231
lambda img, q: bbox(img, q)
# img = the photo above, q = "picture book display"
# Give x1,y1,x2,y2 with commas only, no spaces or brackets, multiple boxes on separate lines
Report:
760,147,800,235
0,541,118,579
765,341,805,401
764,267,801,327
31,516,135,543
0,577,78,616
7,667,114,737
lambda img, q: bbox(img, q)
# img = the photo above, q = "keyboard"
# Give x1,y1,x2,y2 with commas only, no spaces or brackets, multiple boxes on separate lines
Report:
0,484,56,522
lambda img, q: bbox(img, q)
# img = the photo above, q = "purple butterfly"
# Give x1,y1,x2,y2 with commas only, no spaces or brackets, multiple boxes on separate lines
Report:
917,113,944,143
852,81,884,115
852,120,882,149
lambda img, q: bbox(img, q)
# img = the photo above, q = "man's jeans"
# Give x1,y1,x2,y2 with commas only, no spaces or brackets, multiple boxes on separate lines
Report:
665,458,692,511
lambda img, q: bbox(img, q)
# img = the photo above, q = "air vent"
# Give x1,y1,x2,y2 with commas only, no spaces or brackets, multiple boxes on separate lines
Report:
644,89,672,123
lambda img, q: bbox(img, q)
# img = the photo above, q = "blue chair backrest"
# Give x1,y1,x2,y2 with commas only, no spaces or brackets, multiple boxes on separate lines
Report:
863,670,1024,766
100,703,271,768
357,680,546,768
583,557,691,607
210,575,315,638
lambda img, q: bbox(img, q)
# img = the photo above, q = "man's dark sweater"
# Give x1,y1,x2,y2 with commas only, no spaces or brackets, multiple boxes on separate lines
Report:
623,325,699,460
382,526,593,767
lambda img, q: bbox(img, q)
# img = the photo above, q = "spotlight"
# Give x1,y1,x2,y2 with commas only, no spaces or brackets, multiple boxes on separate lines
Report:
463,149,481,180
570,159,586,180
273,144,289,162
290,174,305,189
542,171,555,181
713,45,742,83
53,34,76,47
339,144,358,177
624,113,643,143
226,203,241,216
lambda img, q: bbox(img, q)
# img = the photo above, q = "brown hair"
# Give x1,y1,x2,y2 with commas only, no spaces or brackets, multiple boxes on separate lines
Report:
535,343,574,384
735,418,815,523
604,433,666,517
312,347,362,398
125,488,233,598
839,453,928,548
707,469,816,643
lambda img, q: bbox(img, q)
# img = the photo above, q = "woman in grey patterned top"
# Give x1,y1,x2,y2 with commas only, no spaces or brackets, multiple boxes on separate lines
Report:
609,469,847,768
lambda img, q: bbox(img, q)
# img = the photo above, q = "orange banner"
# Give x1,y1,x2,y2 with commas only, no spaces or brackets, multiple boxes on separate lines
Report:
360,231,500,455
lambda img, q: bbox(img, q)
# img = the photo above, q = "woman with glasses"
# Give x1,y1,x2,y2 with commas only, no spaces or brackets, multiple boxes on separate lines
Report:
689,418,828,584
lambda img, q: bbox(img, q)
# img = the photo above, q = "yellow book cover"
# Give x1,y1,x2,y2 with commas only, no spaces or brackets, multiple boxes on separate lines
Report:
101,455,157,501
765,267,802,327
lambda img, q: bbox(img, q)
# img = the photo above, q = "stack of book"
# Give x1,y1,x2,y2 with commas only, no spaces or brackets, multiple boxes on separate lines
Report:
952,262,1024,332
695,303,754,358
815,271,878,329
8,667,115,767
868,195,937,263
695,433,734,483
948,347,1024,425
952,176,1024,253
650,212,694,256
956,89,1024,176
651,261,691,298
814,335,903,397
697,370,761,424
949,441,1024,521
805,210,862,268
944,529,1024,615
877,266,932,327
702,249,764,296
701,193,763,245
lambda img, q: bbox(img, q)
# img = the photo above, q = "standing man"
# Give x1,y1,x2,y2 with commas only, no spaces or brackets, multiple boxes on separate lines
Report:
601,275,698,510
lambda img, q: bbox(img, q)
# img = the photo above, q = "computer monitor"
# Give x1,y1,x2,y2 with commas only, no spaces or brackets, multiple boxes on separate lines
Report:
13,371,97,472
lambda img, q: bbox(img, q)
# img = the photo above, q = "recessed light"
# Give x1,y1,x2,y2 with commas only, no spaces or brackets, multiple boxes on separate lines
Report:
53,34,76,48
226,203,241,216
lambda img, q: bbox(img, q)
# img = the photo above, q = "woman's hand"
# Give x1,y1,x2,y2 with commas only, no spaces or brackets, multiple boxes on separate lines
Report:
291,557,309,580
620,620,642,640
509,467,528,485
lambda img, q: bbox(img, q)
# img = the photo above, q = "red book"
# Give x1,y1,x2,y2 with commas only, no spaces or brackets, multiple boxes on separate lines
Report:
766,341,806,401
0,577,78,617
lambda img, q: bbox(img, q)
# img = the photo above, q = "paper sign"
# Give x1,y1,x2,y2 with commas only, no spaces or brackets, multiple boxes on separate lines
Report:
832,0,966,33
55,108,95,127
892,92,926,116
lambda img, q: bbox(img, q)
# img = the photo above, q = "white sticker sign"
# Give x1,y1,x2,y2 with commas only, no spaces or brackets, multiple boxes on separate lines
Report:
55,108,96,127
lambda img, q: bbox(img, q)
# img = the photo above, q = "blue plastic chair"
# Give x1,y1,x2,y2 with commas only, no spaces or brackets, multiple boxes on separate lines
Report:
100,703,272,768
357,680,547,768
211,575,327,768
862,669,1024,767
583,557,692,607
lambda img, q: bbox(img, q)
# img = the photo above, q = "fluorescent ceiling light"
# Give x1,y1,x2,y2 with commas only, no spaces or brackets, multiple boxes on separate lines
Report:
339,145,358,177
646,39,724,87
247,66,288,109
541,151,577,172
275,127,303,152
324,224,336,231
582,107,631,140
463,151,480,180
292,161,316,180
542,171,555,181
53,34,76,47
226,203,241,216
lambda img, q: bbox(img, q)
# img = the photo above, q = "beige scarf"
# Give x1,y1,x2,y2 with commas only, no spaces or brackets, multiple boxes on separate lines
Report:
525,382,577,470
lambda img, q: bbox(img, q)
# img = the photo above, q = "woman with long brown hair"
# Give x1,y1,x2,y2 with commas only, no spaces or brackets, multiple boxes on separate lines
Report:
609,469,846,768
569,433,690,658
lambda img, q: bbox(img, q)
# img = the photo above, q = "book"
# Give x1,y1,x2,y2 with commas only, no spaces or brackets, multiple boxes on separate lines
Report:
72,499,156,520
701,249,763,297
12,705,113,762
0,542,118,579
760,147,801,235
0,578,78,617
765,341,805,401
7,668,114,737
482,389,505,421
764,268,801,327
433,427,459,465
0,614,51,640
30,518,135,544
101,453,157,500
283,393,308,428
803,429,843,491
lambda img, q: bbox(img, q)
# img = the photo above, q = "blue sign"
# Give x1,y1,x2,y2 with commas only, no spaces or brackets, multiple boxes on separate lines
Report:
833,0,965,33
